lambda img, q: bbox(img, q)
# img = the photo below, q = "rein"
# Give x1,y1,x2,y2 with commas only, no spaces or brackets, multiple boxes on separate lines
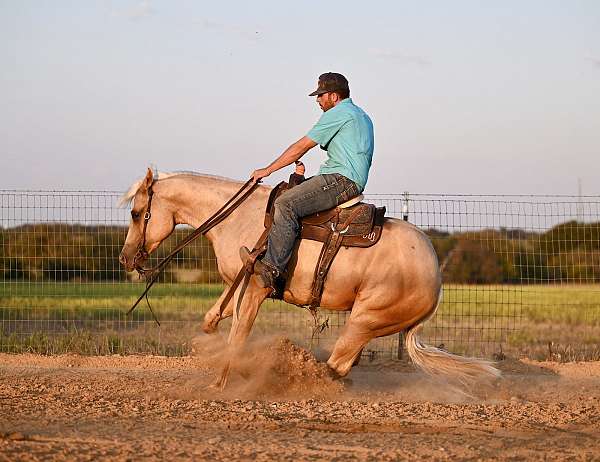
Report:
126,178,260,323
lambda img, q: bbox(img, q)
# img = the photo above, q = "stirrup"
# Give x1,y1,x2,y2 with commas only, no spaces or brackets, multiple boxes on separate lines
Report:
239,247,278,291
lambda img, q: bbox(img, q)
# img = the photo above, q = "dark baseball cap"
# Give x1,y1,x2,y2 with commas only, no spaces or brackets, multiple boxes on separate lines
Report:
308,72,349,96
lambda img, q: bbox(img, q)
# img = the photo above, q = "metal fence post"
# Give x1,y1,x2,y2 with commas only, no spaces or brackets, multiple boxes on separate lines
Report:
402,191,409,222
397,191,410,360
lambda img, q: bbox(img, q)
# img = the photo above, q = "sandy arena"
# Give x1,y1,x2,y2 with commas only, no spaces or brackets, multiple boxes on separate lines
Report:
1,336,599,461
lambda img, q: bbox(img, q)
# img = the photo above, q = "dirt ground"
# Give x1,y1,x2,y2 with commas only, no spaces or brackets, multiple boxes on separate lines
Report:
1,336,599,461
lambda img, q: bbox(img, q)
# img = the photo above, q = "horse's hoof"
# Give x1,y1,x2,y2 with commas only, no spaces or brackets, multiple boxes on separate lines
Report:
202,316,220,334
327,366,351,385
202,325,218,334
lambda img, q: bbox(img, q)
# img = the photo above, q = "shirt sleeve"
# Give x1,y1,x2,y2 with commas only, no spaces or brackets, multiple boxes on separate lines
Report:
306,108,349,147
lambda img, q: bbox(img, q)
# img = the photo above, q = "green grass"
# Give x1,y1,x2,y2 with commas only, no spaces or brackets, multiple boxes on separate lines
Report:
1,281,599,360
0,281,298,320
0,329,187,356
440,284,600,324
0,281,224,298
426,284,600,360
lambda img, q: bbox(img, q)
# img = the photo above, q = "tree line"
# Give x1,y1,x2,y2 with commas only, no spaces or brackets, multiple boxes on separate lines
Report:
429,221,600,283
0,225,219,283
1,221,599,284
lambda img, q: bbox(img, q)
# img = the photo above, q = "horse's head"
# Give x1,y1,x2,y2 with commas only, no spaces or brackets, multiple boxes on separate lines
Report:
118,168,176,273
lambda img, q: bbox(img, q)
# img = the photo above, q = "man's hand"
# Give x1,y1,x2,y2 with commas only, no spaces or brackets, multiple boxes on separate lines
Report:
250,136,316,183
251,168,271,182
294,161,305,175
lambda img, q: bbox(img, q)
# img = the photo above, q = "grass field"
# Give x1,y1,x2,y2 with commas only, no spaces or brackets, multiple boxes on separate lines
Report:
0,281,599,360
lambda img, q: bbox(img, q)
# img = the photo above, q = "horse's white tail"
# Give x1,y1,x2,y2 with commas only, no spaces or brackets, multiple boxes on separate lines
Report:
405,287,501,382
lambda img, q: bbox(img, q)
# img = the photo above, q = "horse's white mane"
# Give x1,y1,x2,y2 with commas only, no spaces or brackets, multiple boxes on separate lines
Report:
117,171,235,207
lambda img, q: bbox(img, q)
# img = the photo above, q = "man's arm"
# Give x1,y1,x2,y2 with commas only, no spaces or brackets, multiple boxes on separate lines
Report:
251,136,317,182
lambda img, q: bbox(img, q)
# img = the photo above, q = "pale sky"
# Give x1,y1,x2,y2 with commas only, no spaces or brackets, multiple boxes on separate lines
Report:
1,1,599,195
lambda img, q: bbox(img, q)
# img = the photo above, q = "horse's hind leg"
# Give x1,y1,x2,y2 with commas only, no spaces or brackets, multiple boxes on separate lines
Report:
327,316,375,378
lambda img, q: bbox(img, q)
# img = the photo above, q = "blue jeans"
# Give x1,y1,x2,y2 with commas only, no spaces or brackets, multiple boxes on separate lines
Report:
262,173,360,274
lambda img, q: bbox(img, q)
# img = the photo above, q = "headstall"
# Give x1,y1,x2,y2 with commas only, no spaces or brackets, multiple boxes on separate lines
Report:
133,181,155,276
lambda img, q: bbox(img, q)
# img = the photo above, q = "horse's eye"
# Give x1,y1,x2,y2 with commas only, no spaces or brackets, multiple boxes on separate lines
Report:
131,210,141,220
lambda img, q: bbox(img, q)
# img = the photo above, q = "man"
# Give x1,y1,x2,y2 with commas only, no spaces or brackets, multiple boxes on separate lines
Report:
241,72,375,292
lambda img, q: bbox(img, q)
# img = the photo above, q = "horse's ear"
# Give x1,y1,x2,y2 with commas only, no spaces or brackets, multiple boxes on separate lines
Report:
141,168,154,191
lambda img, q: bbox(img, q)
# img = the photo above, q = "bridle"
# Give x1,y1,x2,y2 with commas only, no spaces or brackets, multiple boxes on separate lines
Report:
132,181,156,276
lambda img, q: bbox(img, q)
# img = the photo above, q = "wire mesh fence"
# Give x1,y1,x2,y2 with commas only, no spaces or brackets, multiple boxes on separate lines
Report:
380,194,600,360
1,189,599,360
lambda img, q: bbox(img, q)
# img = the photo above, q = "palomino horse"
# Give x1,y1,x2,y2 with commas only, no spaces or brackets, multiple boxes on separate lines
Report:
119,169,499,385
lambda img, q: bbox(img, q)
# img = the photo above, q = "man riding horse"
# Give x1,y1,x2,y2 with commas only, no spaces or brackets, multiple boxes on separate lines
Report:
241,72,375,293
119,72,498,382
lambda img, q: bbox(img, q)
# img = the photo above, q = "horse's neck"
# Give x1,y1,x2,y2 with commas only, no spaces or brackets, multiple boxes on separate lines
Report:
160,176,270,265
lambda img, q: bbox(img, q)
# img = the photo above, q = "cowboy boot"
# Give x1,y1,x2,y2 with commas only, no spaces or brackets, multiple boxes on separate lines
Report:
239,246,279,291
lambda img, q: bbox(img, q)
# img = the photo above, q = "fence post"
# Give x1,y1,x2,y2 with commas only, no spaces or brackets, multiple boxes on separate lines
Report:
397,192,410,360
397,331,406,360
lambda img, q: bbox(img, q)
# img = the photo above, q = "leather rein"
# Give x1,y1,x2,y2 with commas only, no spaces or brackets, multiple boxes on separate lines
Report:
126,178,260,323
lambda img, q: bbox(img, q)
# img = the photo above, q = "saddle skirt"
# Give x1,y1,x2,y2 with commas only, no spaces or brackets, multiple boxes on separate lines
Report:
300,200,385,248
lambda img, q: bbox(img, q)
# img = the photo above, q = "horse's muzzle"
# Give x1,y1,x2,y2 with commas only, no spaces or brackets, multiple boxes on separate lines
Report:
119,252,134,272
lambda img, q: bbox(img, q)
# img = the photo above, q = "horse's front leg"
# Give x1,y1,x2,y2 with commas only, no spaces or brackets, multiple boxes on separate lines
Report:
213,278,270,389
202,285,234,334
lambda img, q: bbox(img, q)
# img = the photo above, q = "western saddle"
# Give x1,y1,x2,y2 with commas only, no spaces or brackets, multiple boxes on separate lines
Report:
263,177,386,309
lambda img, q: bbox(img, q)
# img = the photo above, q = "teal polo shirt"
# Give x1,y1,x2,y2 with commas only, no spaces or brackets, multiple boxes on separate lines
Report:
306,98,374,192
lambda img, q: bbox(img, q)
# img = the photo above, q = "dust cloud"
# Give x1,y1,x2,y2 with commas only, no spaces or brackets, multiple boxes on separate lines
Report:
177,334,344,400
179,334,509,404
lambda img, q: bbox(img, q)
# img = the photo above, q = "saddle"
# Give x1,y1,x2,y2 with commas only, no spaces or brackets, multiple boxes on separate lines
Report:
265,179,386,308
